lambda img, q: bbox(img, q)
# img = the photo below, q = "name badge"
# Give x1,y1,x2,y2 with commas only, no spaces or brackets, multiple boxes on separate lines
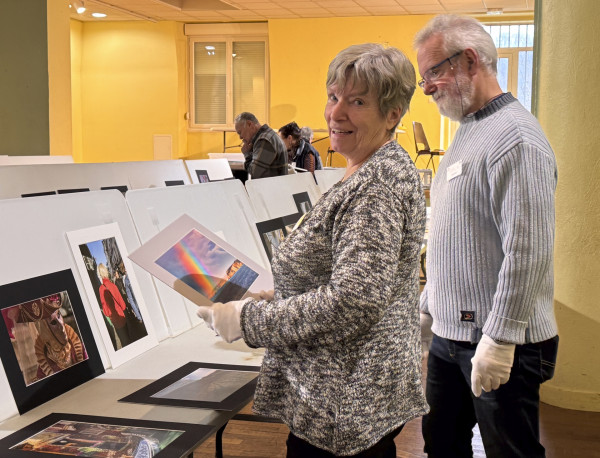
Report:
447,161,462,181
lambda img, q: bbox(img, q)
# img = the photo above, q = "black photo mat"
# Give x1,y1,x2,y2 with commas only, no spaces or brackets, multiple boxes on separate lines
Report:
165,180,185,187
119,362,259,411
0,412,215,458
256,213,302,263
0,269,104,414
57,188,90,194
100,185,129,195
21,191,57,198
292,191,313,214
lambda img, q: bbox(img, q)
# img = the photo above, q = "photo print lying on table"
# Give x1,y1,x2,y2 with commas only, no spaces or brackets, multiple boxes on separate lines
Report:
66,223,158,369
120,362,259,410
195,169,211,183
128,214,273,308
0,412,215,458
256,213,303,263
0,270,104,414
292,191,313,215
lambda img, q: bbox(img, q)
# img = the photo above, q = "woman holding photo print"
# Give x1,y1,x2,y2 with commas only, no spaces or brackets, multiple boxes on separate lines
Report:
198,43,428,457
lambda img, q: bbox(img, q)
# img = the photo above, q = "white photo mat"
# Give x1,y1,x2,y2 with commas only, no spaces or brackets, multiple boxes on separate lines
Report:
128,214,273,308
66,223,158,368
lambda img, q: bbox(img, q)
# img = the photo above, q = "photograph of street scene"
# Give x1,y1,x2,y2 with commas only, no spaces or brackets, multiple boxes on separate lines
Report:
10,419,183,457
155,229,259,303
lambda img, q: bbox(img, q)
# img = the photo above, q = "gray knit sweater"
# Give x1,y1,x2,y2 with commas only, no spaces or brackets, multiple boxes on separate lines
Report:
421,93,558,344
240,141,428,455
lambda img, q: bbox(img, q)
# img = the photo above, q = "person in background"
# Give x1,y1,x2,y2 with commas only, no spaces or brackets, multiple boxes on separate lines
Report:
198,42,427,457
234,112,288,179
278,121,323,173
98,263,131,349
414,14,559,458
300,125,314,143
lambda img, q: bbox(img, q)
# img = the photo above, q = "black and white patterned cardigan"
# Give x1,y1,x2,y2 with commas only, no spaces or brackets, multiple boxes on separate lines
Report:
241,141,429,455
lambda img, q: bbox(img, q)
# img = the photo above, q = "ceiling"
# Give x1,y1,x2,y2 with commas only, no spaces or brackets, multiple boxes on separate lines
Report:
70,0,534,23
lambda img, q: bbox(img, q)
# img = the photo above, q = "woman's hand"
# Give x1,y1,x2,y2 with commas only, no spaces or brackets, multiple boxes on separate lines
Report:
197,299,251,343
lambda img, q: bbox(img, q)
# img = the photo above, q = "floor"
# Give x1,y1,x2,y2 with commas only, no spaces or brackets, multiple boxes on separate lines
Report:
193,392,600,457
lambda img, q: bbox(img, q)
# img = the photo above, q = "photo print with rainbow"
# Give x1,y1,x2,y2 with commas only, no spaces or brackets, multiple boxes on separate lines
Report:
155,229,259,303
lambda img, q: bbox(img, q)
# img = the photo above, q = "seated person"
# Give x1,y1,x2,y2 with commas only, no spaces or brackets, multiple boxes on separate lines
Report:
278,122,323,173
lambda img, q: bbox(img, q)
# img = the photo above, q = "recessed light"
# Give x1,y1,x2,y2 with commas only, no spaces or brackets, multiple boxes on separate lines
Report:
486,8,503,15
92,12,107,18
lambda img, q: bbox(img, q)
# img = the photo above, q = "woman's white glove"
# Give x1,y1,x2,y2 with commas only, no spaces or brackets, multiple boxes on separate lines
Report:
245,290,274,301
470,334,516,397
197,298,250,343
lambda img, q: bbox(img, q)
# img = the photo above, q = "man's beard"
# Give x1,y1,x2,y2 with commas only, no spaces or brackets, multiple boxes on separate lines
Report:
433,73,474,122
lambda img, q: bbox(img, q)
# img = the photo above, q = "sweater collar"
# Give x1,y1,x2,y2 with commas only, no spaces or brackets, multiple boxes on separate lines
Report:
463,92,516,122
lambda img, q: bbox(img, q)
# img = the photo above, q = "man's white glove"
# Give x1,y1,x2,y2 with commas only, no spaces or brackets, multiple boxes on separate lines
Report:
470,334,516,397
197,299,250,343
245,290,274,301
420,312,433,353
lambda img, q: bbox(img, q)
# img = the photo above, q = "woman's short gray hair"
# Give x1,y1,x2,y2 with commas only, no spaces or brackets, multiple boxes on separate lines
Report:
326,43,416,129
414,15,498,74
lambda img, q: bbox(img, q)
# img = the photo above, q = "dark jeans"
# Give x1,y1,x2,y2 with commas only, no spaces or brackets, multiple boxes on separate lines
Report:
422,334,558,458
286,425,404,458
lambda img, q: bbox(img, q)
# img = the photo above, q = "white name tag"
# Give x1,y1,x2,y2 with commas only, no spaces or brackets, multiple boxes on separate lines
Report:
447,161,462,181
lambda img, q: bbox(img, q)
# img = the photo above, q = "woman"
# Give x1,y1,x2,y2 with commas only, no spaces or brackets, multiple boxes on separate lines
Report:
278,121,323,172
98,263,131,349
198,43,428,457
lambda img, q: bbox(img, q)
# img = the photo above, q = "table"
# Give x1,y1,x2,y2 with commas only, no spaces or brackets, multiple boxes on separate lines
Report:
0,325,264,457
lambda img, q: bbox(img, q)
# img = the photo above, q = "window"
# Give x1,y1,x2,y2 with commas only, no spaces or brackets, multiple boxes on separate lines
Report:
186,23,268,130
482,24,534,111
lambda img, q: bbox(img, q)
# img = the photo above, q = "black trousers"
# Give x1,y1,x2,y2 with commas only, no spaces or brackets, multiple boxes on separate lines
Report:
286,424,404,458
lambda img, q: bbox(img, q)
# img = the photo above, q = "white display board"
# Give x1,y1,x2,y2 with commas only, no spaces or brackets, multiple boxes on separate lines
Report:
185,158,234,183
0,191,169,422
0,163,130,200
117,160,191,189
126,181,270,336
245,172,322,221
0,155,74,165
314,167,346,194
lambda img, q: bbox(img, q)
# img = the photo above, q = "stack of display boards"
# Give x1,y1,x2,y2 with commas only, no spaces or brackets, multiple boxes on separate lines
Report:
0,160,191,200
0,155,74,165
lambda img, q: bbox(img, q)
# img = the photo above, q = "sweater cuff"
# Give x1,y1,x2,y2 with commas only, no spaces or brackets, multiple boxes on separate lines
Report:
482,312,528,344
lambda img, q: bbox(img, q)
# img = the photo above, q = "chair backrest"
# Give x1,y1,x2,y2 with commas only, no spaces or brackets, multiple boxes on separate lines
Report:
413,121,431,153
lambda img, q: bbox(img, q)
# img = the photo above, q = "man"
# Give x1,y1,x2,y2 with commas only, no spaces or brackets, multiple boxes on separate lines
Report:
234,112,288,179
414,15,559,458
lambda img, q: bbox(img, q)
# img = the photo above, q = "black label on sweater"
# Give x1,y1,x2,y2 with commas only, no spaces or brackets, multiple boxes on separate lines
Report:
460,311,475,322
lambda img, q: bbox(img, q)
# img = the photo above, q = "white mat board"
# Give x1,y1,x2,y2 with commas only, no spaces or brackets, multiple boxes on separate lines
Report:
185,158,234,183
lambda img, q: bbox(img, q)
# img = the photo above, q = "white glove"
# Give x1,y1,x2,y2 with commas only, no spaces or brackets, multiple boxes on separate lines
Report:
197,299,250,343
470,334,516,397
420,312,433,353
244,289,274,301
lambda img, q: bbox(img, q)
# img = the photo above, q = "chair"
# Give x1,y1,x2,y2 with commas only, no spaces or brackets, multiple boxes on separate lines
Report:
413,121,445,172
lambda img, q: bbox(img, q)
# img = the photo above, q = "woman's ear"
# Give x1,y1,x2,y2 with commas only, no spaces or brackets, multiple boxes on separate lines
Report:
386,107,402,131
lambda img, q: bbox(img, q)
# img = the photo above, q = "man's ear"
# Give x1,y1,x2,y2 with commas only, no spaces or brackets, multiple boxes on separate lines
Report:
463,48,478,75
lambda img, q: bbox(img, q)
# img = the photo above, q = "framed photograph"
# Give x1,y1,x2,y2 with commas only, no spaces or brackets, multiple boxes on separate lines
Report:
292,191,313,215
0,270,104,414
120,362,259,410
195,169,211,183
256,213,302,263
128,214,273,307
66,223,158,369
0,412,214,458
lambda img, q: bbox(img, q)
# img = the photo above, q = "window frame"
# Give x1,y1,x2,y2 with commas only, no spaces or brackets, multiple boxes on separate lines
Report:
185,23,269,132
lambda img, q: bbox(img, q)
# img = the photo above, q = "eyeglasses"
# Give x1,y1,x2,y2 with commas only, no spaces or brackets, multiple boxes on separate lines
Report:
418,51,463,89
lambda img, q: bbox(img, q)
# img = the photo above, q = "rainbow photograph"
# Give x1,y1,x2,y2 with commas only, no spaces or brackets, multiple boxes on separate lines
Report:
155,229,258,303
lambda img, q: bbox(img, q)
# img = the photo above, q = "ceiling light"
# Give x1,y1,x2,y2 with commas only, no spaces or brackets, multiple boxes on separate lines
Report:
92,12,107,18
486,8,503,15
71,0,86,14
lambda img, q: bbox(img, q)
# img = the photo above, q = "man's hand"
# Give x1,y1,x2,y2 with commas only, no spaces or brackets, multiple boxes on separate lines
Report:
420,312,433,353
241,140,252,154
470,334,516,397
197,299,250,343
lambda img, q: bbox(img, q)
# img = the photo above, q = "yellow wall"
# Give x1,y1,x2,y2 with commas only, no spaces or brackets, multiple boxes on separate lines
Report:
47,0,73,157
536,0,600,411
72,16,443,165
77,21,184,162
